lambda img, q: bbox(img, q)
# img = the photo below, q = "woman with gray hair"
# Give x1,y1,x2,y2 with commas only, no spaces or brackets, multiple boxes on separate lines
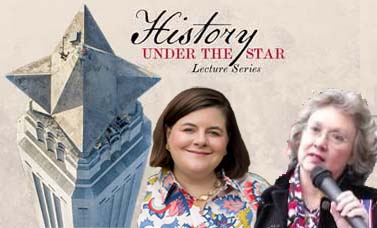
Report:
255,89,377,228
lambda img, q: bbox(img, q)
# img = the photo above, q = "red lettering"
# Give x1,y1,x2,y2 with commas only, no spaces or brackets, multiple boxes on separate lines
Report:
141,48,196,59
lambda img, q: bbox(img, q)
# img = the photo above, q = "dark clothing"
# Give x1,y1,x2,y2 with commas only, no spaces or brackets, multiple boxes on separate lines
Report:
255,169,377,228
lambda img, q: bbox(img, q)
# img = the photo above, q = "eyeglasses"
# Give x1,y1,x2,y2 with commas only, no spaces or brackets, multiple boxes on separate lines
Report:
304,125,351,146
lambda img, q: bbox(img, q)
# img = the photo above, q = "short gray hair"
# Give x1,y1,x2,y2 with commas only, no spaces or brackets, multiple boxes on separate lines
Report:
288,89,377,185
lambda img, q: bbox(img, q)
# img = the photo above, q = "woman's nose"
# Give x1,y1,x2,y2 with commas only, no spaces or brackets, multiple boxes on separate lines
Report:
314,132,328,151
193,132,207,146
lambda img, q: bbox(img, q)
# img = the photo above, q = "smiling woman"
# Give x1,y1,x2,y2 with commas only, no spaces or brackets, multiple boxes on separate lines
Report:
166,107,229,186
137,87,269,227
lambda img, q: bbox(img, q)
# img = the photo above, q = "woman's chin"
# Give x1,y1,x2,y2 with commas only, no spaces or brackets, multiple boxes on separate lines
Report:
300,162,321,173
186,166,213,175
301,155,327,170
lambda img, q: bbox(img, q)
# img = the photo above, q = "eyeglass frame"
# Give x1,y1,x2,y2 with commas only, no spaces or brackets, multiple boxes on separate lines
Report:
303,123,354,146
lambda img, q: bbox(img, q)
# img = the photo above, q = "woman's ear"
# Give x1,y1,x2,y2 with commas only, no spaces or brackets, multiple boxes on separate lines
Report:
166,127,171,140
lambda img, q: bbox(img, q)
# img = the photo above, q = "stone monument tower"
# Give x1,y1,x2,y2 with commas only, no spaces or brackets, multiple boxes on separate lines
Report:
6,6,159,228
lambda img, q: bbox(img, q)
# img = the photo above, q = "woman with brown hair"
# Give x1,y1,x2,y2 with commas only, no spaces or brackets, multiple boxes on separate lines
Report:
137,87,268,227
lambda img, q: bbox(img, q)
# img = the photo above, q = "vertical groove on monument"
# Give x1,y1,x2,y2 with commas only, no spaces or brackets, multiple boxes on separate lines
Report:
6,5,159,228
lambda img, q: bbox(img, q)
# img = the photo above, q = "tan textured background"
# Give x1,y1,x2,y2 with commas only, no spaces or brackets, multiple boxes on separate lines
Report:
1,0,376,227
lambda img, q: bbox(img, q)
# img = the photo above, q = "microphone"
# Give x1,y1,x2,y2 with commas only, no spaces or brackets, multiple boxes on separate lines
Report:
310,166,368,228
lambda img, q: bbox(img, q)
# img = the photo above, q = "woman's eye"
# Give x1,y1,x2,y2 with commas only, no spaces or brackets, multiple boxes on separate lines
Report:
310,126,320,133
331,133,346,143
208,131,221,136
182,128,194,133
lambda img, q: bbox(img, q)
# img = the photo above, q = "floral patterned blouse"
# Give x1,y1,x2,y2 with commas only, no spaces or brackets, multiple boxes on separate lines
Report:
287,166,320,228
137,168,269,228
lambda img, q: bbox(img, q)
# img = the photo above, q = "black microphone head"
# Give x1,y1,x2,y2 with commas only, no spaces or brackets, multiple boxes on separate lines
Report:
310,166,332,188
